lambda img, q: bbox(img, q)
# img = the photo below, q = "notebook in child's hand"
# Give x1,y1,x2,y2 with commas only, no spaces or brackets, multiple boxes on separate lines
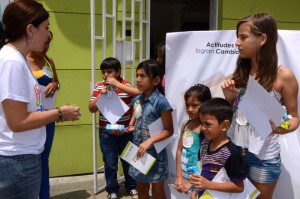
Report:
120,141,156,175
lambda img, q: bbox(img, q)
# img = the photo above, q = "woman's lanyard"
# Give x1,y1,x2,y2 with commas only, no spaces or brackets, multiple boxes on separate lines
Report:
44,56,54,82
232,88,246,112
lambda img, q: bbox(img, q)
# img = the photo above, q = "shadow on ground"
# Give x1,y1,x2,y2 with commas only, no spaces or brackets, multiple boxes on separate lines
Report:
51,190,92,199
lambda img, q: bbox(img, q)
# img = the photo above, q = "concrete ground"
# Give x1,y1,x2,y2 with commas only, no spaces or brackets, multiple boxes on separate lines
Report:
50,173,135,199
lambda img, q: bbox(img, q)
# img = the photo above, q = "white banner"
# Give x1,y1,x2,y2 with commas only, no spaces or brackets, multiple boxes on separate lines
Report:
0,0,12,20
165,30,300,199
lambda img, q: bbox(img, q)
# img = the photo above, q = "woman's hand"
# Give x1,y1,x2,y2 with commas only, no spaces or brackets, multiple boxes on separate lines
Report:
45,82,59,98
221,78,238,104
59,105,81,122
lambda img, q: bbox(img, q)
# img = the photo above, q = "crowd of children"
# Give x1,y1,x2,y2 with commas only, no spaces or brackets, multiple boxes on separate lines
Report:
88,13,299,199
0,1,298,199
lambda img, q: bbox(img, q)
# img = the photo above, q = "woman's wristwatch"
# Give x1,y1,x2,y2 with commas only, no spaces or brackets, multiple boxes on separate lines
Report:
56,82,60,90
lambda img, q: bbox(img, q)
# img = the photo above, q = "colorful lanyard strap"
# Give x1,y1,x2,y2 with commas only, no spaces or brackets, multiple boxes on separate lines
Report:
232,88,245,112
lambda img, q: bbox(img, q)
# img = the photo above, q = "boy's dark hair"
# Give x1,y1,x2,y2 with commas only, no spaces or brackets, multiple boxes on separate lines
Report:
100,57,121,71
199,98,233,124
184,84,212,103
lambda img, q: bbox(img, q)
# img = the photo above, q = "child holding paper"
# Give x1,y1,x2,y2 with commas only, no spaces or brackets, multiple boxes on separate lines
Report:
189,98,247,198
174,84,211,199
222,13,299,199
128,59,173,199
88,57,140,199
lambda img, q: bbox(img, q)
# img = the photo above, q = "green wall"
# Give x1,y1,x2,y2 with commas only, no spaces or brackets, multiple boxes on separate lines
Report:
39,0,143,176
219,0,300,30
39,0,98,176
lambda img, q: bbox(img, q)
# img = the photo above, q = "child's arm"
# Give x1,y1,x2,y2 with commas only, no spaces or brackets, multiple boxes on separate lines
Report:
106,77,141,97
137,109,173,157
124,114,136,133
175,123,186,192
190,174,244,193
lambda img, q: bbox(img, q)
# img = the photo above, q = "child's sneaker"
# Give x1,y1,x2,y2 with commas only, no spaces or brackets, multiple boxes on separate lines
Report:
129,189,138,199
107,192,118,199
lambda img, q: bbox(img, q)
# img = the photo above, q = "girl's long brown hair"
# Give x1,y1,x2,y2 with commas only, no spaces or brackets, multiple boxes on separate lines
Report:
232,13,278,91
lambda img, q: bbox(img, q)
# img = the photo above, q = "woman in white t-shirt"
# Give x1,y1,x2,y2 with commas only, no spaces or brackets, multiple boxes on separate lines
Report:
0,1,81,199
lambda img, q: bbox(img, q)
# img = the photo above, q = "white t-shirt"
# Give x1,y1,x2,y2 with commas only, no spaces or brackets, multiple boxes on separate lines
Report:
0,45,46,155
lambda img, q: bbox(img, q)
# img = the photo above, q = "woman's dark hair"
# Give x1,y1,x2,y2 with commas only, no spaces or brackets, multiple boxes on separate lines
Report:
1,0,49,48
0,21,5,47
184,84,212,104
136,59,164,95
232,13,278,91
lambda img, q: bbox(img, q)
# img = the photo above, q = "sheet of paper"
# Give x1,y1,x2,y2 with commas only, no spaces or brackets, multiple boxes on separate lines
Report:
238,76,285,139
96,91,129,124
168,184,191,199
200,71,226,98
148,110,180,154
200,168,259,199
120,141,156,175
40,85,57,110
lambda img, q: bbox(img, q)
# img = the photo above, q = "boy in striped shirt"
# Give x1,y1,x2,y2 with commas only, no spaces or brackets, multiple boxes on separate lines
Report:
189,98,247,198
89,57,140,199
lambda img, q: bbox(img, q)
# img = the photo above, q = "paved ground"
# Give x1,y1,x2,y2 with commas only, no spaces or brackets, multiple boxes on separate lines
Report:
50,173,136,199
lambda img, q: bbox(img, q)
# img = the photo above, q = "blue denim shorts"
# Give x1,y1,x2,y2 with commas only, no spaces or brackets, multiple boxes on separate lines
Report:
241,148,281,183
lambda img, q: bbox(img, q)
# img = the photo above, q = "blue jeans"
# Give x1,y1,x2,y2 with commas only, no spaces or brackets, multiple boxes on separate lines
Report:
40,122,55,199
99,130,136,194
0,154,41,199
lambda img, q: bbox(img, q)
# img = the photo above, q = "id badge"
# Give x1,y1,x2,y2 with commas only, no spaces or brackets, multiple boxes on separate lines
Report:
134,101,142,118
183,131,194,148
236,110,248,126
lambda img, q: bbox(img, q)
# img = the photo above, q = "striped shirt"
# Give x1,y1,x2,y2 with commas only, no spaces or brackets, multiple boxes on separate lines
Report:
200,138,247,182
90,78,133,128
